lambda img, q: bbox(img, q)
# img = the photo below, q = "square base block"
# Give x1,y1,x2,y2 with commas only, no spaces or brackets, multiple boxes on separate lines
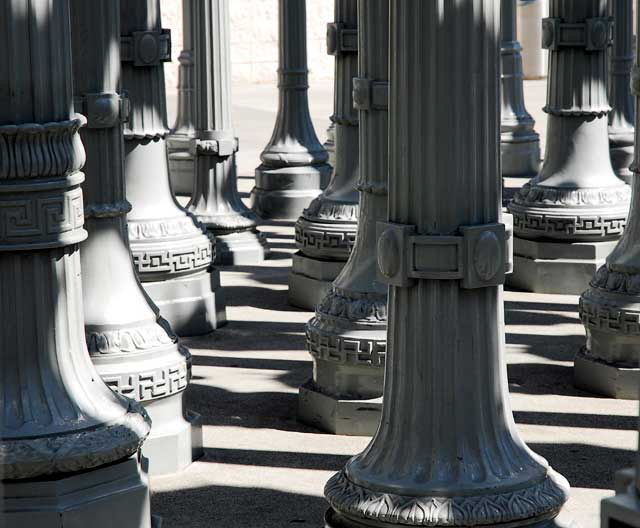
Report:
602,487,640,528
574,350,640,399
214,229,270,266
1,456,153,528
288,252,346,310
506,237,619,294
143,268,227,337
142,394,204,476
298,381,381,436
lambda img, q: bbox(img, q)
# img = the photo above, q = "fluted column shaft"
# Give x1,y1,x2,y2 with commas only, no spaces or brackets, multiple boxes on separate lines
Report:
251,0,332,220
506,0,630,295
500,0,540,179
299,0,388,436
324,1,570,526
0,0,149,486
167,0,197,196
288,0,359,310
121,0,225,336
608,0,635,183
187,0,269,265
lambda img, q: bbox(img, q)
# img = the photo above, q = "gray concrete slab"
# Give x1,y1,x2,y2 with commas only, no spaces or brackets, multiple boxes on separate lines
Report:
150,80,636,528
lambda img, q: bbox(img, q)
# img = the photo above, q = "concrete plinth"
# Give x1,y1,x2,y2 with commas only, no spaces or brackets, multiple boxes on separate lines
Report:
1,456,153,528
573,348,639,400
507,237,619,294
251,165,332,221
214,229,271,266
288,252,345,310
501,139,540,179
143,269,226,337
298,381,381,436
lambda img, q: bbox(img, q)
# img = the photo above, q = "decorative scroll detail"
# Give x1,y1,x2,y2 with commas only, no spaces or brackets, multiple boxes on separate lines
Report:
317,288,387,322
512,183,630,207
325,470,569,527
84,200,132,219
589,265,640,294
303,197,360,222
0,116,86,180
0,186,86,249
131,242,212,276
356,181,387,195
307,327,386,367
128,216,205,240
103,356,190,402
0,404,150,480
86,321,176,355
194,210,258,232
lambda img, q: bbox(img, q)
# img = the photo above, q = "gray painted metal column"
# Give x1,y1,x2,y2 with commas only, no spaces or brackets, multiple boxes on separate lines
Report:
324,1,571,527
288,0,360,310
71,0,203,476
501,0,541,179
167,0,197,197
298,0,388,437
608,0,635,184
576,1,640,400
0,0,152,524
121,0,226,335
187,0,270,265
507,0,631,295
251,0,332,221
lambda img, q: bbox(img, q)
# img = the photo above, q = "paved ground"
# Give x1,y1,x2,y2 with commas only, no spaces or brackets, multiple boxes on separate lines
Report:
152,80,638,528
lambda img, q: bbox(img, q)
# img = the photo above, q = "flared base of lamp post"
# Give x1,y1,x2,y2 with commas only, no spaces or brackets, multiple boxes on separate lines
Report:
574,348,640,399
501,137,541,179
141,393,204,476
1,456,155,528
142,269,226,337
214,229,271,265
610,133,635,185
288,252,346,310
251,163,333,221
602,480,640,528
298,381,382,436
168,136,196,197
506,237,619,294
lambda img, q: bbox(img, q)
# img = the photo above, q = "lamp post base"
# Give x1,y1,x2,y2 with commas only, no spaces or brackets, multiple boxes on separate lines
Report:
501,138,541,179
288,252,346,310
506,237,619,294
1,456,154,528
214,229,270,265
574,348,640,399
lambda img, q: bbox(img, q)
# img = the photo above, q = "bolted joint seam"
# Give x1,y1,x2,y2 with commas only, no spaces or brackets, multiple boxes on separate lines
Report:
353,78,388,111
376,221,509,289
327,22,357,56
121,29,172,67
542,17,613,51
74,92,130,129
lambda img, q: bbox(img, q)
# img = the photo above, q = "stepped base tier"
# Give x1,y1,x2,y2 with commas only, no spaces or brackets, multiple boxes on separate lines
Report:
288,252,347,310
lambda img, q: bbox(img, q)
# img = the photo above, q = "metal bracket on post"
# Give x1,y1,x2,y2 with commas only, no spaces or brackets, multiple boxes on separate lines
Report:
74,92,130,129
376,221,507,289
190,135,239,158
121,29,172,66
353,78,389,111
541,17,613,51
327,22,358,56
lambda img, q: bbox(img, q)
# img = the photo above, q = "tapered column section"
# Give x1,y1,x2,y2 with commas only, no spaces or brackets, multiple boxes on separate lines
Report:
507,0,631,295
608,0,635,183
121,0,226,335
576,3,640,399
251,0,332,220
167,0,197,196
71,0,203,476
0,1,152,524
501,0,541,179
298,0,387,437
324,1,571,527
288,0,359,310
187,0,269,265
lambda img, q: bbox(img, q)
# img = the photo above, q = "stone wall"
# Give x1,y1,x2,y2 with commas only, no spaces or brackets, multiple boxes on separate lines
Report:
162,0,334,93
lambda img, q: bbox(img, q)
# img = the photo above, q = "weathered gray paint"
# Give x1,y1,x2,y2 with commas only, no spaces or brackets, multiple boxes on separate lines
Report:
298,0,388,437
324,1,570,526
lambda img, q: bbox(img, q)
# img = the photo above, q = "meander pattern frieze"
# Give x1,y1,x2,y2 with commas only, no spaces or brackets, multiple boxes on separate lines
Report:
86,321,176,355
103,358,190,401
510,211,626,237
0,404,150,480
325,470,569,527
131,242,212,275
306,327,386,366
0,116,86,180
579,297,640,335
295,222,357,253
